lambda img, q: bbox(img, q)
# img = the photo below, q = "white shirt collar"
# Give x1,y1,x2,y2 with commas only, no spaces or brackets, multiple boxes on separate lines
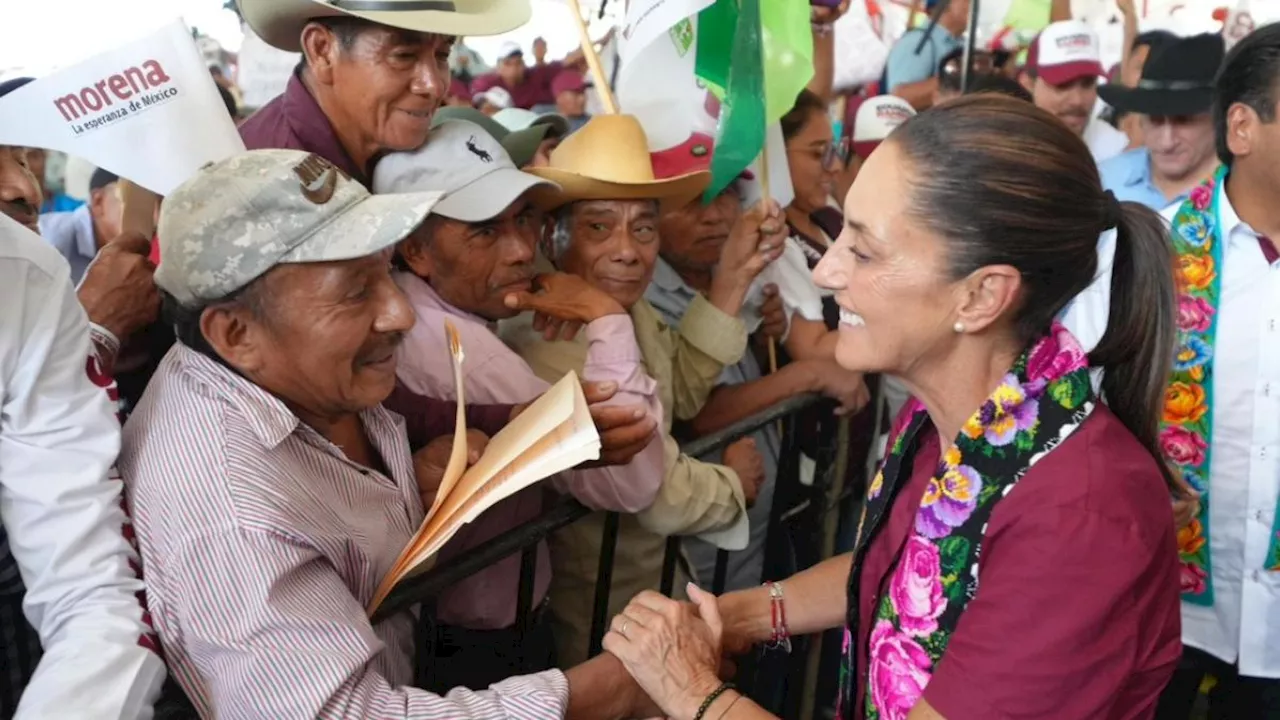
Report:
1217,176,1263,248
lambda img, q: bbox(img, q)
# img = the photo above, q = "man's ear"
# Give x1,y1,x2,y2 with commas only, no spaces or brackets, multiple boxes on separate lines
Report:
200,302,265,374
300,23,342,87
398,226,436,279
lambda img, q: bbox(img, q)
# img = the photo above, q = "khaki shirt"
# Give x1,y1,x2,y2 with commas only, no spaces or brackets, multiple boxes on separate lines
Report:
500,295,749,666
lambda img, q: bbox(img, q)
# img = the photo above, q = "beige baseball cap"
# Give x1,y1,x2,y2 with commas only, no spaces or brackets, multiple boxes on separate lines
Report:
156,149,443,308
373,119,559,221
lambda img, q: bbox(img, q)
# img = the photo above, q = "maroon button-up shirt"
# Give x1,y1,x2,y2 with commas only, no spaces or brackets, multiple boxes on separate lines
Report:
239,71,368,186
854,405,1182,719
471,63,563,110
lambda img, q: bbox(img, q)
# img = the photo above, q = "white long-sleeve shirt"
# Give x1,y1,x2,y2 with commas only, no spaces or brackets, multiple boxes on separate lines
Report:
0,213,166,717
1061,184,1280,677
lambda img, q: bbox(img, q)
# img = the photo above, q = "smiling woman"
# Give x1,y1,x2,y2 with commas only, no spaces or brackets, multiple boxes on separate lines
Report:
602,95,1188,720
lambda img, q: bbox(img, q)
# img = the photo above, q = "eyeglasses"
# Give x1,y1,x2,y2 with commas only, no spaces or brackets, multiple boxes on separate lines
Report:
940,52,996,79
790,138,850,169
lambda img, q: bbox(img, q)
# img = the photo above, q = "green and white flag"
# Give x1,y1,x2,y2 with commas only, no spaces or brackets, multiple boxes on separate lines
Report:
695,0,813,200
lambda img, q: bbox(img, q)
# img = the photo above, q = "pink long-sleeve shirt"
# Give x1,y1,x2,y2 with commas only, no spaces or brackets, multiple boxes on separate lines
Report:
392,272,664,629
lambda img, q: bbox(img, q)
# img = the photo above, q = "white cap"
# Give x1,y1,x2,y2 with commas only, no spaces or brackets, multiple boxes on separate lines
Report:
1028,20,1105,86
372,120,559,223
474,86,513,110
498,40,523,59
492,107,571,138
853,96,915,144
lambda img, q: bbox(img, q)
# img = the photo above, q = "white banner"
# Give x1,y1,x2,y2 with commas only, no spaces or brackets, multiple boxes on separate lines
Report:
0,19,245,195
619,0,715,66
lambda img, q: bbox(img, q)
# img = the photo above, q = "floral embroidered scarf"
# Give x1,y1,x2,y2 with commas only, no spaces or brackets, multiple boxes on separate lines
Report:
835,324,1096,720
1166,167,1280,606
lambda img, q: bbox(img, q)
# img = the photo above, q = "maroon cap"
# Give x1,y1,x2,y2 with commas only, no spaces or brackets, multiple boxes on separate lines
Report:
551,71,588,97
650,133,753,181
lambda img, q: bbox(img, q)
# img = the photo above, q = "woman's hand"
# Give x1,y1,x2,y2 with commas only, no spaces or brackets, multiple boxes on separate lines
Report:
603,586,726,720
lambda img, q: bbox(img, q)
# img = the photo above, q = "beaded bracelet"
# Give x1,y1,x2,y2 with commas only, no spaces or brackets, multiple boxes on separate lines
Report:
693,682,735,720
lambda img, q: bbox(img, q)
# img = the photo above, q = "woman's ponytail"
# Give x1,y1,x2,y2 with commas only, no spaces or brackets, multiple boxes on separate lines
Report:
1088,201,1180,491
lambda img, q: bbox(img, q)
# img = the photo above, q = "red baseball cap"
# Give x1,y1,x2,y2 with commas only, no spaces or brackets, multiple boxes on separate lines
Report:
551,70,588,97
650,133,753,182
1025,20,1105,86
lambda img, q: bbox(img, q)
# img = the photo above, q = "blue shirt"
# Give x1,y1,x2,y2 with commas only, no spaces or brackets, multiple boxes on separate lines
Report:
37,205,98,284
884,25,960,90
1098,148,1188,213
40,193,84,215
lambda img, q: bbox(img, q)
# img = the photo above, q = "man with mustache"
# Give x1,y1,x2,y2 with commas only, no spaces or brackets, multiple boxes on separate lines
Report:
236,0,527,185
371,120,664,691
119,149,663,718
1020,20,1129,163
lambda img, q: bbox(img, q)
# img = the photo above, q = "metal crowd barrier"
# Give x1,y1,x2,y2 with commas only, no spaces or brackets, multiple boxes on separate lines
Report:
156,385,882,720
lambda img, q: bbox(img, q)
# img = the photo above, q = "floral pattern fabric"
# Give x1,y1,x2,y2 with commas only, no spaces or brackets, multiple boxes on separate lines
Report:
836,324,1096,720
1165,168,1280,606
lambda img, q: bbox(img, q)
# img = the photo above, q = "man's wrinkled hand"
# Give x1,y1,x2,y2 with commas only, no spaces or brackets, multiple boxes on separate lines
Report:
717,200,787,285
504,272,626,342
581,380,658,467
412,429,489,509
77,232,159,341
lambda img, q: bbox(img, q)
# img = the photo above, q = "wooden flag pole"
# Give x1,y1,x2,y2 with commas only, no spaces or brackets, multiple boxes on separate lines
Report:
566,0,619,114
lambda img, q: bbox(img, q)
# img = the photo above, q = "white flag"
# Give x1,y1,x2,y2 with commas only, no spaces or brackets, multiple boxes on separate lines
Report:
616,0,713,150
0,19,245,195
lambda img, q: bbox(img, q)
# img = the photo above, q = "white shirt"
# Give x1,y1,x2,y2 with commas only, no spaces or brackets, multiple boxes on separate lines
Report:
0,214,165,716
1061,183,1280,677
1084,118,1129,164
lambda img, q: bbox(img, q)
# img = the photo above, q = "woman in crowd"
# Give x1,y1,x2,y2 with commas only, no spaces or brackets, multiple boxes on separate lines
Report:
603,95,1185,719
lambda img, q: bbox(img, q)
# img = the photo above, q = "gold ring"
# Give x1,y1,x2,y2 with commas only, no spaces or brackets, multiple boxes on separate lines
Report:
620,619,630,637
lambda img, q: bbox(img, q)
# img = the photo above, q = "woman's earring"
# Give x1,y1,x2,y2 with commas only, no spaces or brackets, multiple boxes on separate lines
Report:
953,322,966,334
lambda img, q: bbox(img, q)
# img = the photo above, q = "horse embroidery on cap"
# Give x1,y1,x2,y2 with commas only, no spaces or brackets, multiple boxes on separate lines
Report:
294,154,342,205
465,136,493,163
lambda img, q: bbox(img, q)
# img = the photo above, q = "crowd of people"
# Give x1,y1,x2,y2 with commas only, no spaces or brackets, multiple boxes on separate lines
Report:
1,0,1278,718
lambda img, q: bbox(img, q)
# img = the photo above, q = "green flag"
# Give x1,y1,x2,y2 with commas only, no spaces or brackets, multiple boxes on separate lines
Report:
695,0,812,201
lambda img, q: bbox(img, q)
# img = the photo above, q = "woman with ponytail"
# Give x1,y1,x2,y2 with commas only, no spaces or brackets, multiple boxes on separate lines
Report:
600,94,1183,720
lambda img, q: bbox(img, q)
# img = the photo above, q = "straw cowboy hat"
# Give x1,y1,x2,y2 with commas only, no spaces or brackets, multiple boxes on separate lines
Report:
237,0,531,53
527,115,710,213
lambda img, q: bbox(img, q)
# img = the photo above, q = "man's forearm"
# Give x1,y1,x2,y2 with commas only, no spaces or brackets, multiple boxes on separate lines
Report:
566,653,654,720
688,363,816,438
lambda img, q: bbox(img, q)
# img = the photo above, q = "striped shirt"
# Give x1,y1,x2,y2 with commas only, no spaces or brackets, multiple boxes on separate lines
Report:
119,343,569,719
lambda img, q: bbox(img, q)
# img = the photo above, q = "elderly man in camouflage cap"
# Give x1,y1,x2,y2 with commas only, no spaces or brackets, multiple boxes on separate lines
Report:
119,149,662,719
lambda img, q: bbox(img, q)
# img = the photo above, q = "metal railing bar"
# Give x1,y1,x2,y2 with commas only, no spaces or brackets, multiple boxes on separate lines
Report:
681,394,818,459
587,511,621,658
660,536,681,596
377,394,824,623
514,543,538,649
374,499,591,622
711,549,730,595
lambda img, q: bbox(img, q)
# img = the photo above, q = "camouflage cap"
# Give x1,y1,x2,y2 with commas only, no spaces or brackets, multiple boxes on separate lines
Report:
156,149,443,307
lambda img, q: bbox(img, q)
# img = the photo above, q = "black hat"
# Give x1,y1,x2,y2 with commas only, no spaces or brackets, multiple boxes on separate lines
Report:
1098,34,1224,117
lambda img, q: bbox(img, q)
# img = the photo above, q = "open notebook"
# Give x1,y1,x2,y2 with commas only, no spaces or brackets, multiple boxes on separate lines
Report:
367,320,601,616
